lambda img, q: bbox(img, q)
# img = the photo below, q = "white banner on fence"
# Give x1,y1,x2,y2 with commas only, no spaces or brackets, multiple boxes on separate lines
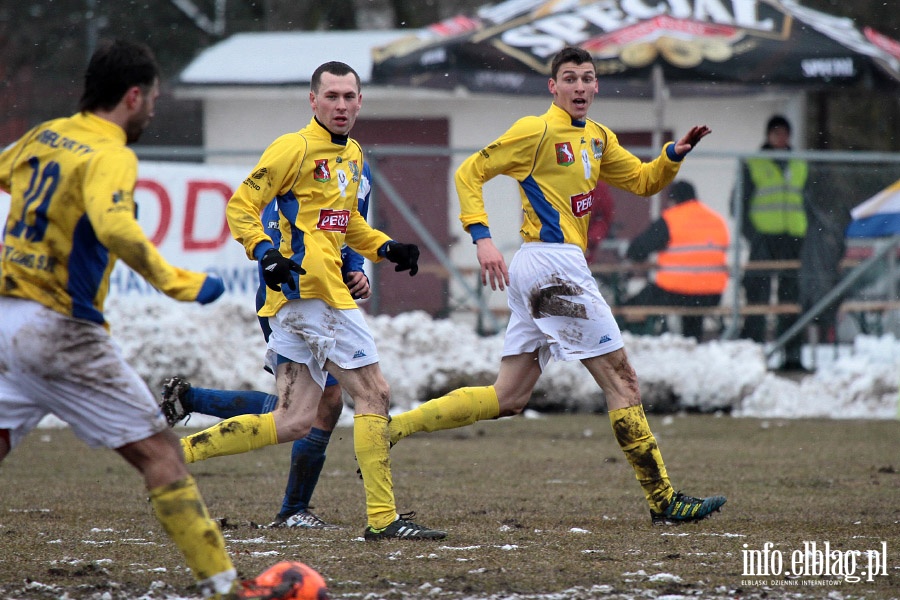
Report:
0,160,258,299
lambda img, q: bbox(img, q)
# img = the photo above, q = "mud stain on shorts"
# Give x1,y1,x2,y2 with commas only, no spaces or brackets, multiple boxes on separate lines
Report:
558,322,585,346
280,305,340,365
530,277,587,320
15,316,123,395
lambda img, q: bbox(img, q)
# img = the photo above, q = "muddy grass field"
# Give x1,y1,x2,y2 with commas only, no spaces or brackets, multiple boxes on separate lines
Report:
0,415,897,600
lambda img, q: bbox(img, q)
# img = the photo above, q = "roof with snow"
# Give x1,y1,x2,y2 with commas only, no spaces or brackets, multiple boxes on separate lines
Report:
178,30,413,86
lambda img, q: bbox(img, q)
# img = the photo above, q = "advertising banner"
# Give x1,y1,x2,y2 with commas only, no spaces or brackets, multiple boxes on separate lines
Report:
372,0,900,95
0,161,258,299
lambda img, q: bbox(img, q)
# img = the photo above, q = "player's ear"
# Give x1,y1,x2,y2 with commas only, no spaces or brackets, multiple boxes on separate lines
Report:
123,86,142,110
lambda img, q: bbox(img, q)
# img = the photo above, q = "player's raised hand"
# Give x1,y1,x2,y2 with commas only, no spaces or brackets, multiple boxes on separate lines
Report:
674,125,711,156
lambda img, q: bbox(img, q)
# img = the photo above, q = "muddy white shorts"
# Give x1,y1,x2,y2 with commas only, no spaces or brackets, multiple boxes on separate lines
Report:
266,298,379,390
0,297,168,450
503,242,624,369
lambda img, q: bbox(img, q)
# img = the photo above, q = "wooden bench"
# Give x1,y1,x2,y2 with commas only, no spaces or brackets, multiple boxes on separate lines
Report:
418,260,900,334
611,300,900,342
611,300,900,327
612,303,799,321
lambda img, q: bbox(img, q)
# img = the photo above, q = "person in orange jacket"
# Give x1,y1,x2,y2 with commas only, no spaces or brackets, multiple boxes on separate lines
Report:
623,180,730,341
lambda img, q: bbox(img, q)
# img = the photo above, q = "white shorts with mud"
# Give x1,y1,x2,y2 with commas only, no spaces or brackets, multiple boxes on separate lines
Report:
0,296,168,450
266,298,379,390
503,242,624,370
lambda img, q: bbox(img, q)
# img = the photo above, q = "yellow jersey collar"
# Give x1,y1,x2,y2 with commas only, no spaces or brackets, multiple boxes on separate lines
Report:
76,111,127,144
547,103,586,128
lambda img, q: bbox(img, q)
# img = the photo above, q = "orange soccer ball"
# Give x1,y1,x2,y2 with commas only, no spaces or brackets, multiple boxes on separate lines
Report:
241,560,328,600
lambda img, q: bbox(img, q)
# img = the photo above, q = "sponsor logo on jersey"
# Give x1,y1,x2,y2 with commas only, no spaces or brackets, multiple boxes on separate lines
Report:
252,167,268,179
317,208,350,232
570,190,593,217
348,160,360,182
314,159,331,182
109,190,135,215
479,142,501,159
591,138,604,159
555,142,575,166
353,349,367,359
598,334,612,344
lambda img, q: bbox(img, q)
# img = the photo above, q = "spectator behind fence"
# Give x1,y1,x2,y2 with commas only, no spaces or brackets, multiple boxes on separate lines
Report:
623,180,730,341
734,115,809,371
585,181,615,264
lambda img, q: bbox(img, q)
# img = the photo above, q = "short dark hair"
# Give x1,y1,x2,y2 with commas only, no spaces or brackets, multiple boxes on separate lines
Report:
766,114,791,134
79,39,159,113
667,180,696,203
550,47,594,80
311,61,361,93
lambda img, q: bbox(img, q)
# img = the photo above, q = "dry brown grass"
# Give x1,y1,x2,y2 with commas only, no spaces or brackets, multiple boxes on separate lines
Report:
1,415,898,599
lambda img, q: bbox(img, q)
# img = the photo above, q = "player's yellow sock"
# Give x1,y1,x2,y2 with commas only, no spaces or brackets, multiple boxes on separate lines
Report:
354,413,396,530
389,386,500,445
608,405,673,513
181,413,278,463
149,476,236,596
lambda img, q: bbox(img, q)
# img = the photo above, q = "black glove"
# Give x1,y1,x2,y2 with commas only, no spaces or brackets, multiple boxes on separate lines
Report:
383,241,419,276
260,249,305,291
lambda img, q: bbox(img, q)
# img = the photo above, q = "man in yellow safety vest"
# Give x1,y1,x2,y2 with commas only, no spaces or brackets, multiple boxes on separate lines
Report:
736,115,809,372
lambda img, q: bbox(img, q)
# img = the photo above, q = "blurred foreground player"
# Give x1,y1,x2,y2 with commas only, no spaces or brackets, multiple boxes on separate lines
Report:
0,39,319,599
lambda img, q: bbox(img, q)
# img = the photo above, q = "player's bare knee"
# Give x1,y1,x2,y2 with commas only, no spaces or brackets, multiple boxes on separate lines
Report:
355,384,390,415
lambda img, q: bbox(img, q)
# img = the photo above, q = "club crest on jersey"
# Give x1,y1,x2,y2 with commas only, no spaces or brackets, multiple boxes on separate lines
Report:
313,159,331,183
591,138,603,159
555,142,575,166
317,208,350,232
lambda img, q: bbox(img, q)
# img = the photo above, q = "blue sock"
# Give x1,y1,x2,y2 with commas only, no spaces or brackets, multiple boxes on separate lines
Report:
188,387,278,419
278,427,331,519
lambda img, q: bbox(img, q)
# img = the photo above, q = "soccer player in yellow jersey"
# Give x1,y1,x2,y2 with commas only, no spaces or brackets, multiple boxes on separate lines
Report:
0,40,259,599
177,61,446,541
389,46,727,525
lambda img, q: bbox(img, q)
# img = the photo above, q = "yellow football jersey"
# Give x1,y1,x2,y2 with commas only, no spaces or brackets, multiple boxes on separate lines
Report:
455,103,683,250
0,112,211,325
227,116,390,315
